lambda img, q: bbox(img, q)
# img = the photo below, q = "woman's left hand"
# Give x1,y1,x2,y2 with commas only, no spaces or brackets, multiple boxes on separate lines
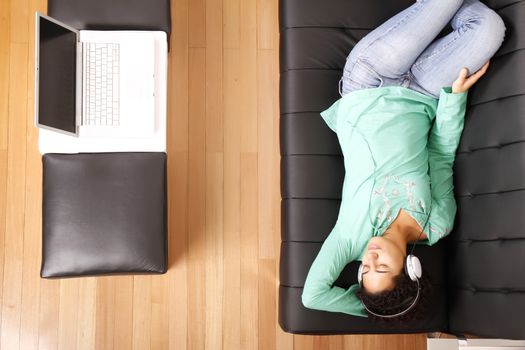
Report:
452,61,490,94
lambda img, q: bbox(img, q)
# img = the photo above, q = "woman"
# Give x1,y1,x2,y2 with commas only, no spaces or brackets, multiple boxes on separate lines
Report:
302,0,505,320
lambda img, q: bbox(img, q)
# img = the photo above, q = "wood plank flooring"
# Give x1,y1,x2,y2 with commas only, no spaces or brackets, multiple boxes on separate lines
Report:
0,0,427,348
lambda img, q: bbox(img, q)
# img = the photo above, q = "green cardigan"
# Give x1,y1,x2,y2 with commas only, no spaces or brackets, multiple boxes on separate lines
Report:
302,86,467,317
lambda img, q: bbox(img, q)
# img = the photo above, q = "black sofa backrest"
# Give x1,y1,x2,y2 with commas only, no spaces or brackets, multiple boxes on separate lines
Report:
447,0,525,339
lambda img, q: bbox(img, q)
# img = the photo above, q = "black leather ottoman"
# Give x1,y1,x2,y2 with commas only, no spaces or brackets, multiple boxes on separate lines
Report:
48,0,171,39
41,153,167,278
280,0,525,339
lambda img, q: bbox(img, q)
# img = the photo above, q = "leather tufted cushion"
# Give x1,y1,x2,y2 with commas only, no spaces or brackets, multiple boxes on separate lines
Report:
48,0,171,38
280,0,525,338
279,0,447,334
41,153,167,278
449,0,525,340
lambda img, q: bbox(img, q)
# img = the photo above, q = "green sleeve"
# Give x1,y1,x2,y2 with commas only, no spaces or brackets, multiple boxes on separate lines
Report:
320,99,341,133
424,87,467,245
301,231,367,317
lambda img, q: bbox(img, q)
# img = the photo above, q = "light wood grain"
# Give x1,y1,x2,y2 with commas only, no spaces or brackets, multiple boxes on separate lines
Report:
187,46,207,350
38,279,60,350
189,0,206,49
95,278,117,349
223,0,239,49
19,1,43,346
167,0,189,348
239,3,259,349
204,1,225,348
1,42,28,350
205,153,224,350
151,271,169,350
58,279,80,350
257,49,277,260
10,0,29,44
259,258,277,349
94,276,134,349
113,276,133,349
239,0,258,154
205,0,224,153
0,0,430,348
240,153,258,350
0,2,10,328
223,47,241,350
0,149,7,338
76,278,96,350
132,276,152,350
257,0,277,50
0,0,10,150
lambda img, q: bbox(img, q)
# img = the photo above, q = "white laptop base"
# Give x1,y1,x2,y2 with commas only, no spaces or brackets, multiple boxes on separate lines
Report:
79,30,155,138
39,30,167,154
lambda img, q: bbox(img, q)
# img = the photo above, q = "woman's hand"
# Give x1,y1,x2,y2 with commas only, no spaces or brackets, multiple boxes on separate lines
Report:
452,61,490,94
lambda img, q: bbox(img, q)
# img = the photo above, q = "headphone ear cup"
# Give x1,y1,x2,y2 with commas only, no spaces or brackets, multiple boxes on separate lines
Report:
405,255,422,281
358,264,363,285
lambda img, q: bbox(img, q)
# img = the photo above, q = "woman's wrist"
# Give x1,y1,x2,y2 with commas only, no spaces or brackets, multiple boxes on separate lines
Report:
451,86,467,94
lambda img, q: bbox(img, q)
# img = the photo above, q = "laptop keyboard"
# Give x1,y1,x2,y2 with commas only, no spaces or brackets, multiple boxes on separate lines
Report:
82,42,120,126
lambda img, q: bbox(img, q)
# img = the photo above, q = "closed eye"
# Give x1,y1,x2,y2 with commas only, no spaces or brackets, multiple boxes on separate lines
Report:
362,264,389,275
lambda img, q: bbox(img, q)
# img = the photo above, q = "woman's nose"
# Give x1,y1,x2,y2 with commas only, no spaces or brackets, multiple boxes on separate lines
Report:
363,253,379,270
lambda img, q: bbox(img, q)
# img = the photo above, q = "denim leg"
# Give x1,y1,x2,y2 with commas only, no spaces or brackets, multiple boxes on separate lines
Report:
341,0,464,95
409,0,506,98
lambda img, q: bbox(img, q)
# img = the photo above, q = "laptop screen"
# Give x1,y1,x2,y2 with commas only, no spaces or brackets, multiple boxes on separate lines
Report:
37,15,77,134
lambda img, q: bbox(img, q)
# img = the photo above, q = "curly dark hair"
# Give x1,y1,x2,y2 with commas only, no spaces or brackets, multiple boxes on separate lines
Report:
355,273,432,325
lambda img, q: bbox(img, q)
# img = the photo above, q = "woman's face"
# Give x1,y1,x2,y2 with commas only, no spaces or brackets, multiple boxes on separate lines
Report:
361,236,405,294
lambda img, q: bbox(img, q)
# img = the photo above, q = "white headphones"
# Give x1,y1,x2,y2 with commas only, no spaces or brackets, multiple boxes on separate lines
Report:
357,253,423,318
404,254,422,281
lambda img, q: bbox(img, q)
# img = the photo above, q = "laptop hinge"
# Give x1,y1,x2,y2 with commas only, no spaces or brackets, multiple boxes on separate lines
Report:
76,42,84,128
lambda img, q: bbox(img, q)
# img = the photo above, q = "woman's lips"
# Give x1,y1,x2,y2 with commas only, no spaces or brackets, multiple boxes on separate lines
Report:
368,244,381,250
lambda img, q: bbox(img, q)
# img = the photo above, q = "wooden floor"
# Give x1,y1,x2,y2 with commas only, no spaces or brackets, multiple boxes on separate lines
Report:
0,0,428,349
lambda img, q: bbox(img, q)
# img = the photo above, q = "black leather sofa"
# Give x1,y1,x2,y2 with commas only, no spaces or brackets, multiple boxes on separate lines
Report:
279,0,525,339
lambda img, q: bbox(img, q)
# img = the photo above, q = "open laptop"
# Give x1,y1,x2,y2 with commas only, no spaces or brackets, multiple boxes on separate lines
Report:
35,13,158,138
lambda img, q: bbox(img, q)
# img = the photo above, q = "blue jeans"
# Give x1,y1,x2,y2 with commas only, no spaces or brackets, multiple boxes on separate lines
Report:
341,0,506,98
